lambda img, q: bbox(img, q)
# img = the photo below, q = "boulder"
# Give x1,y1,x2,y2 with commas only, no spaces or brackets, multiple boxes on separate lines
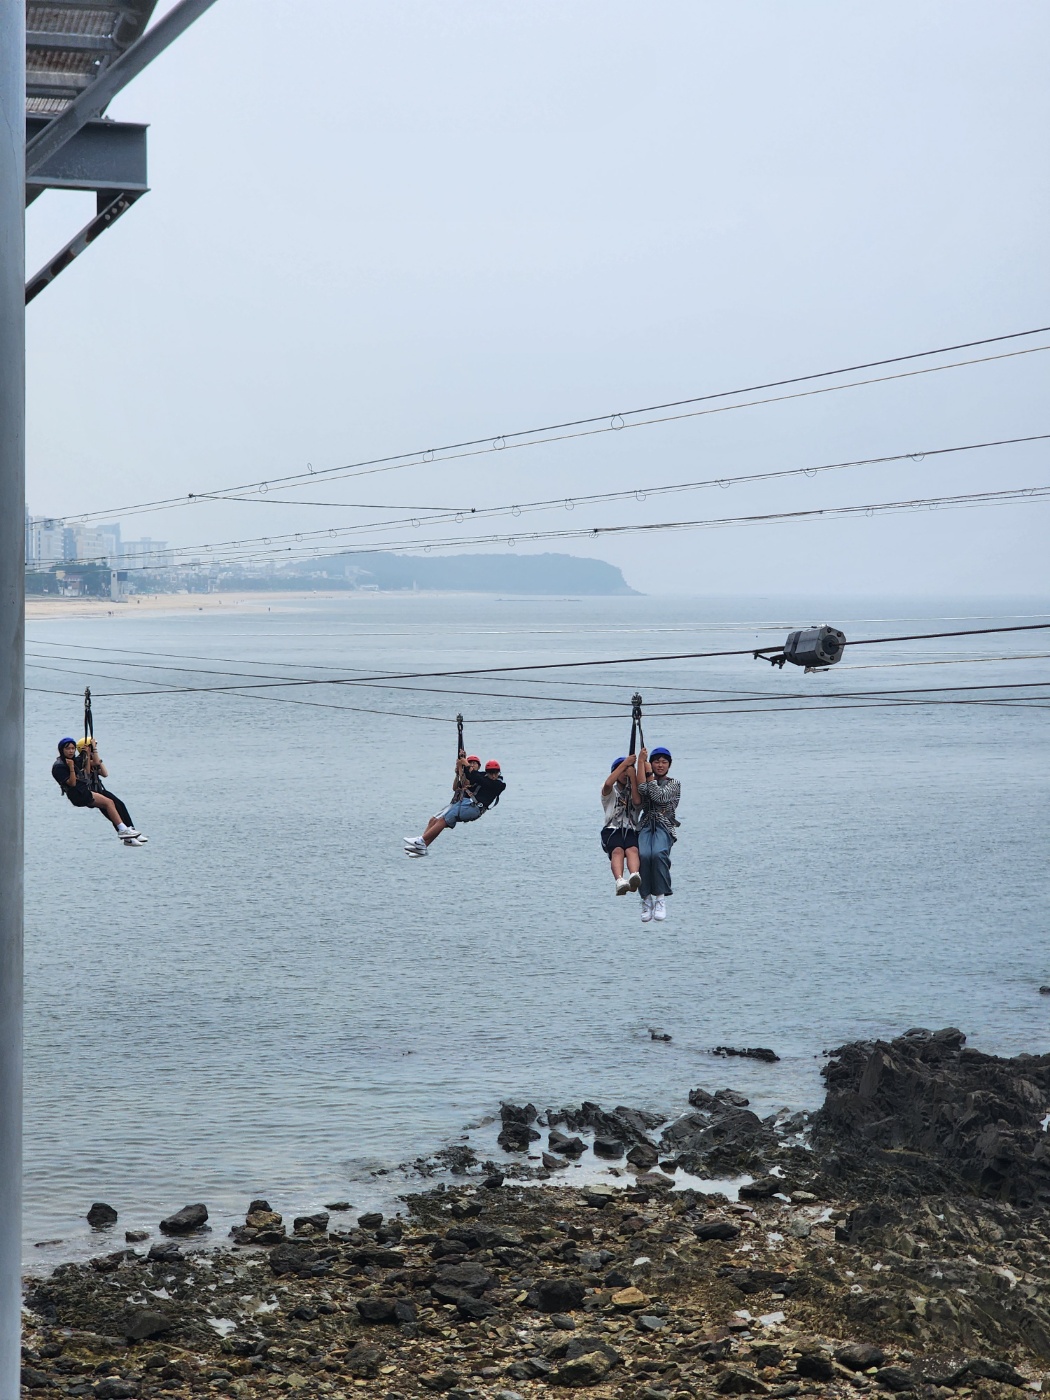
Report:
535,1277,585,1313
86,1202,117,1228
159,1203,208,1235
836,1343,886,1371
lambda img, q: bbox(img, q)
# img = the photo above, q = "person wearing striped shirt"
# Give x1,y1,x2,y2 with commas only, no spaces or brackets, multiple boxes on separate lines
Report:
636,746,680,923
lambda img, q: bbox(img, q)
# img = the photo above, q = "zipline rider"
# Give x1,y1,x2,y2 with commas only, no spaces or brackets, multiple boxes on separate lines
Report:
404,751,505,858
51,738,146,846
636,745,679,923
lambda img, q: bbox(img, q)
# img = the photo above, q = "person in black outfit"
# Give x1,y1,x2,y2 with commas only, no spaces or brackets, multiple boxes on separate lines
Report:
51,738,147,846
404,757,505,857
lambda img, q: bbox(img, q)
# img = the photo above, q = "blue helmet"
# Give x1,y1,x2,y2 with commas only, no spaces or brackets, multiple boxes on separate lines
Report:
611,756,627,772
650,746,672,764
57,737,76,753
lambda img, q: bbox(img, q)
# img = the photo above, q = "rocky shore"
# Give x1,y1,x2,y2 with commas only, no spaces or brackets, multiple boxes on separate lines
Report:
20,1029,1050,1399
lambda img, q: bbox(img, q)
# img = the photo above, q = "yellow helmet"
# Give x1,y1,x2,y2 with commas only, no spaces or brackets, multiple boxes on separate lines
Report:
76,737,94,751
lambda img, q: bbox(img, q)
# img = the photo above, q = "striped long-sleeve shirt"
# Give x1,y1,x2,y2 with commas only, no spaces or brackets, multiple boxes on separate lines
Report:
638,776,681,840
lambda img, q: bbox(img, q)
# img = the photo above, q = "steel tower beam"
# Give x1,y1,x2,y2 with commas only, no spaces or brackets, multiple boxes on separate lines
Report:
26,0,218,177
0,7,25,1400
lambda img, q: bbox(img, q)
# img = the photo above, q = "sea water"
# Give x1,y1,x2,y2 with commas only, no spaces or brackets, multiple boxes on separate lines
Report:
22,593,1050,1261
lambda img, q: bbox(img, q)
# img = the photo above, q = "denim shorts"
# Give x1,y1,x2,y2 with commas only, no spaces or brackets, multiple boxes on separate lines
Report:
441,798,484,829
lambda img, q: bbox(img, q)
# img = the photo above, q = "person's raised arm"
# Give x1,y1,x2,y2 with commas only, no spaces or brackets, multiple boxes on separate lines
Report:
63,755,77,787
602,754,635,797
626,753,641,804
637,746,650,792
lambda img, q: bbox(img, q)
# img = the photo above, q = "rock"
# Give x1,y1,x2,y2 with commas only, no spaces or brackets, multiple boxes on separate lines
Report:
159,1203,208,1235
245,1209,282,1229
548,1129,587,1157
694,1219,742,1241
324,1200,351,1210
501,1100,538,1124
715,1368,770,1393
550,1312,576,1330
248,1198,271,1212
357,1211,383,1229
124,1228,149,1243
551,1349,613,1385
649,1029,672,1041
592,1136,625,1159
146,1241,181,1262
345,1345,384,1379
739,1177,780,1199
715,1088,751,1107
814,1027,1050,1201
661,1107,775,1176
87,1202,118,1228
836,1343,887,1371
450,1198,483,1218
20,1367,51,1390
483,1173,505,1189
636,1314,666,1332
543,1152,569,1171
536,1277,586,1312
94,1381,139,1399
612,1286,649,1310
581,1183,617,1207
421,1368,461,1392
123,1308,171,1341
626,1142,659,1170
293,1211,330,1234
796,1354,835,1381
713,1046,781,1063
947,1359,1026,1388
787,1217,811,1239
357,1297,416,1325
269,1242,311,1276
874,1365,918,1391
456,1295,495,1321
498,1121,540,1151
433,1261,495,1295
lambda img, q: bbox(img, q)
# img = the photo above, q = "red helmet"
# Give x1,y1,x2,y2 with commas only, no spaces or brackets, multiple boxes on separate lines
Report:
465,754,480,764
485,760,501,772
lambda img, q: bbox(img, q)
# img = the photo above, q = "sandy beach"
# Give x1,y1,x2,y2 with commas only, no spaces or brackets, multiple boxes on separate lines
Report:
25,592,340,622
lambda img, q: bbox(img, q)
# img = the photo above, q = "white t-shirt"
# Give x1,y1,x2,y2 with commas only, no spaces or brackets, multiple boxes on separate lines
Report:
602,781,638,830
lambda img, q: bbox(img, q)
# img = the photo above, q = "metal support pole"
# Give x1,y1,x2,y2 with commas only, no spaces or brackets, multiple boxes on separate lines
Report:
0,0,25,1392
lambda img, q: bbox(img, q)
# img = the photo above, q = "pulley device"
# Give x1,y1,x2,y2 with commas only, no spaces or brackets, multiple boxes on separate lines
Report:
757,624,847,672
629,692,644,755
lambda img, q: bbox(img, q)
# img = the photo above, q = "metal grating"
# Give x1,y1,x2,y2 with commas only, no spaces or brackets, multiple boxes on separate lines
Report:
26,0,158,115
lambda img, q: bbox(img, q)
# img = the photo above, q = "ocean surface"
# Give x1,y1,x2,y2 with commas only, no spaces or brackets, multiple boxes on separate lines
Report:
22,593,1050,1263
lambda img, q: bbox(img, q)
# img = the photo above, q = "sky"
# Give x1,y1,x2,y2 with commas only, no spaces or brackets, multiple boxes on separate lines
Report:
25,1,1050,597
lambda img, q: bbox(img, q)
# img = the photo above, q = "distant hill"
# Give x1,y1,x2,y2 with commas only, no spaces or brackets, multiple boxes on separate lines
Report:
282,551,639,596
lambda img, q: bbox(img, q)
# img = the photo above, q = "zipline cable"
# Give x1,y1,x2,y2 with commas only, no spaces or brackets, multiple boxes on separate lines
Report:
56,327,1050,524
31,622,1050,698
43,431,1050,572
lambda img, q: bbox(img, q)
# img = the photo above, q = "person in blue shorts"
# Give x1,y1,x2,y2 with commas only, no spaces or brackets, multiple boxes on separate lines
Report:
404,753,505,857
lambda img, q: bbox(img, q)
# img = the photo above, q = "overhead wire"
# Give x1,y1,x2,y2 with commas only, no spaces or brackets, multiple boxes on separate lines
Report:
41,431,1050,572
54,326,1050,524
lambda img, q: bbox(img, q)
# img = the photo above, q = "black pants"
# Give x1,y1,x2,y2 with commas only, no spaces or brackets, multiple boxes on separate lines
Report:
97,785,133,828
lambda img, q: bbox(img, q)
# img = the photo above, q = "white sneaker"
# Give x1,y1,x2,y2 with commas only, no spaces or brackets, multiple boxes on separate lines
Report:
614,875,630,896
403,836,426,853
641,895,654,924
404,845,427,858
652,897,667,921
118,826,141,839
627,869,641,892
122,837,146,847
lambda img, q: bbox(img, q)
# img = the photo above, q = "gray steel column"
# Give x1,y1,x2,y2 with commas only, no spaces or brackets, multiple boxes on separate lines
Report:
0,0,25,1394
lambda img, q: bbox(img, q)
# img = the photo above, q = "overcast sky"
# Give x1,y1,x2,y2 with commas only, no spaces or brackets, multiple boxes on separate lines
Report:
26,1,1050,596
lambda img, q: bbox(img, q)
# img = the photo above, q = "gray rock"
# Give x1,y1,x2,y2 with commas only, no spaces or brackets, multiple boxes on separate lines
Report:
159,1203,208,1235
551,1349,613,1386
715,1368,769,1394
357,1211,383,1229
796,1355,835,1382
123,1308,171,1341
694,1218,742,1241
146,1241,181,1262
592,1136,625,1159
124,1229,149,1243
542,1151,569,1171
835,1343,886,1371
293,1211,330,1234
873,1365,918,1392
87,1202,118,1228
535,1276,585,1312
548,1129,587,1157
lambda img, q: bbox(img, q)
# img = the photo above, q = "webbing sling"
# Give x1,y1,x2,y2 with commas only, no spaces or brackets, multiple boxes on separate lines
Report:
82,687,102,792
629,692,644,756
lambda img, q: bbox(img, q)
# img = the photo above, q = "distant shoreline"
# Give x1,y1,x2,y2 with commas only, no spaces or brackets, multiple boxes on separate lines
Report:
25,589,632,621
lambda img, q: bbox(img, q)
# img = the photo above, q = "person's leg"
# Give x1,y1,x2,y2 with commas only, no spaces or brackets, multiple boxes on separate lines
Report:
651,827,673,896
637,826,653,899
108,791,133,828
421,815,448,846
625,846,640,875
91,792,124,831
610,847,625,880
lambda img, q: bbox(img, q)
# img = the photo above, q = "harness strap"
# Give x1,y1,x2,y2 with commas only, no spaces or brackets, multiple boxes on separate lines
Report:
631,692,644,755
